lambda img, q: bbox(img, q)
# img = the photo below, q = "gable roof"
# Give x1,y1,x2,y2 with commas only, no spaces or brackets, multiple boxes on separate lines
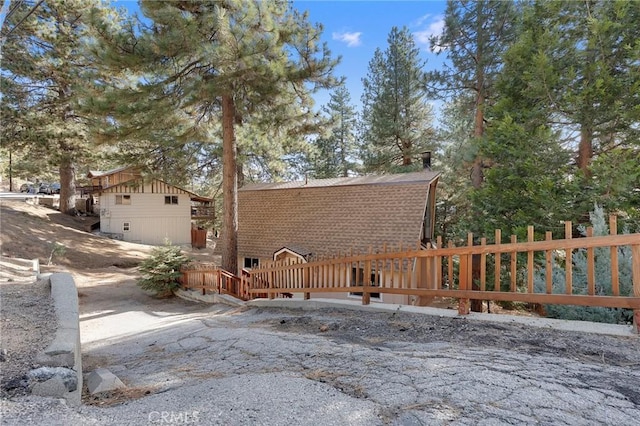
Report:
242,171,439,191
274,245,313,260
93,177,212,202
238,170,439,260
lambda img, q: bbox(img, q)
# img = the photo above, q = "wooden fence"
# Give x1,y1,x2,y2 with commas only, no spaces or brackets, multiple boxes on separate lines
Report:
180,263,251,301
246,216,640,329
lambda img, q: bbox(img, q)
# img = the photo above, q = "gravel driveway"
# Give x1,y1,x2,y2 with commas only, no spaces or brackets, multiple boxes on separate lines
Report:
2,271,640,425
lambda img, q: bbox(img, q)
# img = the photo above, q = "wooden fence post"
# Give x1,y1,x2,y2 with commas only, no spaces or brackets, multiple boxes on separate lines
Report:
586,227,595,296
545,231,553,294
510,234,518,293
469,233,482,312
527,226,534,294
269,270,275,300
565,222,573,295
362,279,371,305
494,229,501,292
304,265,310,300
610,215,619,296
632,244,640,334
436,236,442,290
480,237,487,292
458,252,470,315
362,247,372,305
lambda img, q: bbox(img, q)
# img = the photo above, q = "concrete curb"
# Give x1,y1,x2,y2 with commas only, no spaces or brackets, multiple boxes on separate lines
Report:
32,273,83,406
175,288,245,307
247,298,637,338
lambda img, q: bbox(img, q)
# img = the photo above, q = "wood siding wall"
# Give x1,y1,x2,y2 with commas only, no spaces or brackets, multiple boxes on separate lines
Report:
99,192,191,245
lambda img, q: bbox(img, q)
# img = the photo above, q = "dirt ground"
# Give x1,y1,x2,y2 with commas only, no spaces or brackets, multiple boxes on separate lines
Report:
0,198,217,398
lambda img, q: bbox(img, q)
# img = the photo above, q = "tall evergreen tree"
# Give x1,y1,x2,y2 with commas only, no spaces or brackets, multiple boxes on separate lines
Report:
467,3,572,238
1,0,123,214
360,26,435,173
521,1,639,175
429,0,517,188
489,0,640,225
309,84,359,178
88,0,338,274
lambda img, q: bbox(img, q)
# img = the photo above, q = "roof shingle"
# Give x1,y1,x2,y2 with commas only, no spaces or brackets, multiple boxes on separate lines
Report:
238,171,439,260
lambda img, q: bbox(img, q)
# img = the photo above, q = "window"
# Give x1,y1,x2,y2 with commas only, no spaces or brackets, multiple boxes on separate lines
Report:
115,195,131,205
244,257,259,269
349,267,380,299
123,222,131,232
165,195,179,205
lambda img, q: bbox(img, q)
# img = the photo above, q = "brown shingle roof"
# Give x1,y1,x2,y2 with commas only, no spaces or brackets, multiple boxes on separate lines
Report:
238,171,439,260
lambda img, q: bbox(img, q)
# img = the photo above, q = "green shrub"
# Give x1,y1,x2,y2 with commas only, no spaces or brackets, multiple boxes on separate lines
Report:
137,243,191,297
534,205,634,324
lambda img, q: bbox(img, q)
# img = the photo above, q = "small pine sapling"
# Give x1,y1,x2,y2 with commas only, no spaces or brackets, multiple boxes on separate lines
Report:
137,242,191,297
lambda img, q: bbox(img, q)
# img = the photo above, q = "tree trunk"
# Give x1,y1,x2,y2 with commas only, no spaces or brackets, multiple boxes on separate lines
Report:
221,94,239,275
402,141,412,166
8,150,12,192
59,158,76,215
577,125,593,176
237,147,244,189
470,23,486,313
471,70,485,190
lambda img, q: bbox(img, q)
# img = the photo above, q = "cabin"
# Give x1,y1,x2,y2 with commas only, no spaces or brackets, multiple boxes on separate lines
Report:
87,167,213,246
235,163,440,304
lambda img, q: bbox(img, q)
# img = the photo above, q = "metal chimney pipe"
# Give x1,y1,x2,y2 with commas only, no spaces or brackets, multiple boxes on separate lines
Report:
421,151,432,170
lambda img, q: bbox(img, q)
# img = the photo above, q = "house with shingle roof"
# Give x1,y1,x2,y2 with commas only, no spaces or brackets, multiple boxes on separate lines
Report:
236,166,440,304
87,167,213,246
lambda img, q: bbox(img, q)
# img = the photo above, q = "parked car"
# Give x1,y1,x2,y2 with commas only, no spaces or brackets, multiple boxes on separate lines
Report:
50,183,61,194
20,183,35,193
37,183,52,194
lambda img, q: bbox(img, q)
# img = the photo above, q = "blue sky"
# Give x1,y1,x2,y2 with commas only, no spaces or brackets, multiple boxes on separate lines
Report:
293,1,447,109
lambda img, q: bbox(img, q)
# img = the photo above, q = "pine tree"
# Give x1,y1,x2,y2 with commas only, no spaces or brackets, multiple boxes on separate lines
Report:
87,1,339,274
470,13,573,238
137,242,191,297
429,0,517,188
309,84,359,178
360,26,435,173
523,0,640,175
489,0,640,225
1,0,124,214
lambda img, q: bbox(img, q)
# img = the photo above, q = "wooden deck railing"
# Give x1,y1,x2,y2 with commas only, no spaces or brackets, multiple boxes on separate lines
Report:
246,216,640,329
180,264,250,301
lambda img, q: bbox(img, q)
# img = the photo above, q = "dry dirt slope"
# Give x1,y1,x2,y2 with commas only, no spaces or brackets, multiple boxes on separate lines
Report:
0,199,155,270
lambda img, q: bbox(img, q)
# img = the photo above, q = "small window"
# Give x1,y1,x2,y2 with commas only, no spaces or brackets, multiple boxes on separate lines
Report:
123,222,131,232
244,257,259,269
164,195,179,205
115,195,131,205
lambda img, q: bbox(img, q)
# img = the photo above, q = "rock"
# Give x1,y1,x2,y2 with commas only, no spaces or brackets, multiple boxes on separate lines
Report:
0,347,7,362
28,366,78,393
3,376,28,392
86,368,126,395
